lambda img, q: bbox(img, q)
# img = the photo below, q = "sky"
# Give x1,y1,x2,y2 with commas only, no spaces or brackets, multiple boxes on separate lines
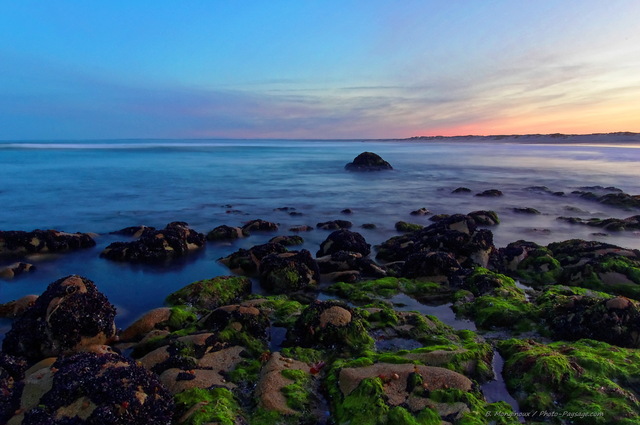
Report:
1,1,639,140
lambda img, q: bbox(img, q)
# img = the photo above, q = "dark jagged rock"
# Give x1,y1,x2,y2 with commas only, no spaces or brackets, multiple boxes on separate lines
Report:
316,220,353,230
2,275,116,362
376,214,495,271
0,229,96,257
475,189,503,197
512,207,541,214
201,304,270,343
219,242,288,275
394,221,423,232
206,225,247,241
166,276,252,310
467,210,500,226
401,251,464,285
109,225,156,238
286,300,373,355
101,222,205,263
451,187,472,193
0,295,38,318
0,353,27,424
268,235,304,246
316,229,371,257
492,240,561,285
316,250,387,281
6,352,174,425
345,152,393,171
259,249,320,293
410,207,430,216
557,215,640,231
0,262,35,279
537,286,640,347
242,219,279,233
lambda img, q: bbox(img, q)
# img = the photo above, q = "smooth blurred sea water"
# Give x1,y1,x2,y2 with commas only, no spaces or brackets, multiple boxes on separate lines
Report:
1,139,639,331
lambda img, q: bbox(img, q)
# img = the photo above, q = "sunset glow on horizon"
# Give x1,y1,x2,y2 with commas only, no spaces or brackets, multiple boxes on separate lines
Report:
1,1,639,140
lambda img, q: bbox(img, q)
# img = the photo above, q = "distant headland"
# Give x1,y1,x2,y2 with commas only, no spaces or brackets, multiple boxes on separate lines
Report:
406,131,640,144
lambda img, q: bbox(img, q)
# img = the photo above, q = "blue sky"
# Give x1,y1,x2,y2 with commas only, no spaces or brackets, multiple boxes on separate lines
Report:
1,1,639,139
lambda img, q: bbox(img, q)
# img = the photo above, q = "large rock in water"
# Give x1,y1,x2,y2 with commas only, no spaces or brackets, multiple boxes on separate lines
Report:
101,221,205,263
345,152,393,171
4,352,174,425
0,229,96,257
2,275,117,362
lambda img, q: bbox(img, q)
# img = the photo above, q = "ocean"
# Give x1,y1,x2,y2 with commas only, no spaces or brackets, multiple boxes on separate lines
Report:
1,138,640,332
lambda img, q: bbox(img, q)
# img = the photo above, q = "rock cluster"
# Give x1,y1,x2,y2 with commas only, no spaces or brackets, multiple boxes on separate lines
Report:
0,229,95,257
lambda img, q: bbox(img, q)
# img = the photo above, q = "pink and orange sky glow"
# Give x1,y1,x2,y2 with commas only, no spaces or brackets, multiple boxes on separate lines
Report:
1,1,639,140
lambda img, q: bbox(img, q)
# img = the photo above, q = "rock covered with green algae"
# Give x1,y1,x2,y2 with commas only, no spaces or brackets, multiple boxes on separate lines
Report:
453,268,537,331
258,249,320,294
498,338,640,424
2,275,117,362
165,275,252,310
5,352,174,425
536,285,640,348
174,387,244,425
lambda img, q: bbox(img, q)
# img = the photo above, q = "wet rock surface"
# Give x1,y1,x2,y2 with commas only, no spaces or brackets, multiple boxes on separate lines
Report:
0,229,96,257
101,222,205,263
345,151,393,171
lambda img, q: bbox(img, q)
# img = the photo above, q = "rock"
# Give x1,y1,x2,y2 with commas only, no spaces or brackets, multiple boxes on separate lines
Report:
289,225,314,232
513,207,541,214
316,229,371,257
452,187,472,194
259,249,320,293
395,221,423,232
206,225,247,241
316,220,353,230
557,215,640,231
219,242,288,276
0,262,35,279
316,251,387,280
255,352,313,415
101,222,205,263
338,363,472,401
345,152,393,171
119,307,173,342
361,223,377,229
166,276,251,310
110,225,156,238
468,210,500,226
286,300,373,355
475,189,503,197
341,208,353,214
401,251,463,284
0,353,28,424
241,219,279,233
201,304,270,343
410,207,430,216
268,235,304,246
0,229,96,257
5,352,173,424
0,295,38,318
2,275,117,362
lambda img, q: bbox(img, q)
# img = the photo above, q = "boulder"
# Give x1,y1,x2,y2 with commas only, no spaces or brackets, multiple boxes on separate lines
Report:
2,275,116,362
219,242,288,276
258,250,320,294
0,229,96,257
316,229,371,257
0,262,35,279
206,225,247,241
166,275,252,310
0,295,38,318
242,219,279,233
475,189,503,197
345,152,393,171
4,352,173,425
101,222,205,263
316,220,353,230
109,225,155,238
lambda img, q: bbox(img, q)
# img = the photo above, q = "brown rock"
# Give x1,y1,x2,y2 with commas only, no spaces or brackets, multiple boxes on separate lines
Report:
120,307,172,341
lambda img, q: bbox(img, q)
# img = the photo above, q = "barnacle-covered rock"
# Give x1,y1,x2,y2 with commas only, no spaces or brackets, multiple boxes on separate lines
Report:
258,249,320,294
316,229,371,257
2,275,116,362
0,353,28,424
0,229,96,257
101,222,205,263
6,352,174,425
241,219,279,233
218,242,288,276
206,225,247,241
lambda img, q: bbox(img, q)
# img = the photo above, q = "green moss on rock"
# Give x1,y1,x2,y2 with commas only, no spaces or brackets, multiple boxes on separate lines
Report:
165,275,251,310
174,387,242,425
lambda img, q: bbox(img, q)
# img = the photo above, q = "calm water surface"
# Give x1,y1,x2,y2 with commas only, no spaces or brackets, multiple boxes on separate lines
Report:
1,139,639,331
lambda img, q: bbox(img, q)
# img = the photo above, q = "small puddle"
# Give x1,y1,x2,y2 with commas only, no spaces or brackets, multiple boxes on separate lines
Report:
387,293,477,331
268,326,288,351
481,350,522,421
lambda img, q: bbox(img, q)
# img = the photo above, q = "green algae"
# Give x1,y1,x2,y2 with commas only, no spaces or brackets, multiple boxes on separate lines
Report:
395,221,425,232
498,338,640,424
165,275,251,310
327,277,449,305
280,368,313,411
173,387,242,425
514,248,562,285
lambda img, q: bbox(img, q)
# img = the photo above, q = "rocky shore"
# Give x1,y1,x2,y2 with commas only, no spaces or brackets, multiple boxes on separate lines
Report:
2,153,640,424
